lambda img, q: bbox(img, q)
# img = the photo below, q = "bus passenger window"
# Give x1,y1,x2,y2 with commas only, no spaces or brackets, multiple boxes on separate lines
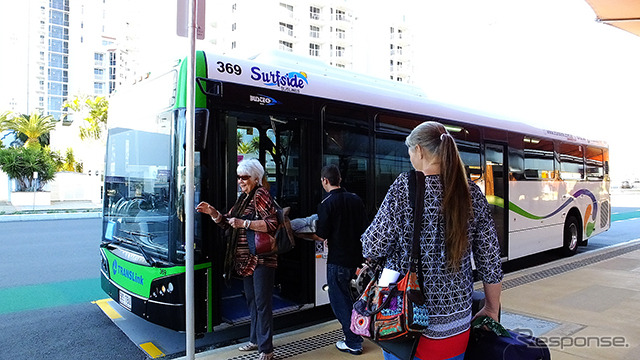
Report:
559,143,584,181
585,147,605,180
523,137,554,180
508,135,525,181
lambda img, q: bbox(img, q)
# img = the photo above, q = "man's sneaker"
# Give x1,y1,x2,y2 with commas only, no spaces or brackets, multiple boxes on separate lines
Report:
238,342,258,351
336,340,363,355
257,352,274,360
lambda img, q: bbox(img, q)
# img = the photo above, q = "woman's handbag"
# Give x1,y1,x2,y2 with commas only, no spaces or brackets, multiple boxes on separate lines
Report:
246,200,294,256
350,170,428,359
246,230,277,255
465,316,551,360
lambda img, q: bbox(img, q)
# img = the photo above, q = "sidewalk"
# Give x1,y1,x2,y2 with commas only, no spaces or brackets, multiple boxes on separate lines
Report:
0,200,101,221
183,239,640,360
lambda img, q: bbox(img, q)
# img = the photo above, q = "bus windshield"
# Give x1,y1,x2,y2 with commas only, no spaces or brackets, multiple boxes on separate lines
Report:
103,127,172,263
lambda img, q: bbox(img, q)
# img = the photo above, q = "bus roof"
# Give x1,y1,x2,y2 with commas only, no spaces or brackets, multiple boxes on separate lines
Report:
200,50,607,148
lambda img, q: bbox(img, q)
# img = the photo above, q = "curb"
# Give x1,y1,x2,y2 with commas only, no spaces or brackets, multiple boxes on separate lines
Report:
0,211,102,222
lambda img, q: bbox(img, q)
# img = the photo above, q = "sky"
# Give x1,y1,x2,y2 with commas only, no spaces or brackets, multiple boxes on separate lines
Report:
134,0,640,182
410,0,640,182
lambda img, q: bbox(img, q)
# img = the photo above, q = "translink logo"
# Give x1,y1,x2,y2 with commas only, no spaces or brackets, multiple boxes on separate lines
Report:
112,259,144,285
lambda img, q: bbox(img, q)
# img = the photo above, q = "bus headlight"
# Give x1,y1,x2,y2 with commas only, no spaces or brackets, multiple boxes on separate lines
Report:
150,278,180,302
100,251,109,275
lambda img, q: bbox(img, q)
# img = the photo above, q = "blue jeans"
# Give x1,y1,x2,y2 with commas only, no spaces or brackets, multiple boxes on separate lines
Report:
243,264,275,354
290,214,318,233
327,263,363,349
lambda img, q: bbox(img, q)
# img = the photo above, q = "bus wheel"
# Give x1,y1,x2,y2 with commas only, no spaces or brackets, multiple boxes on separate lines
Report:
562,216,580,257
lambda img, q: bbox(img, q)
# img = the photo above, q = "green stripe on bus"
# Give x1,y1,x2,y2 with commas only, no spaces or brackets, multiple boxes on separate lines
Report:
488,194,639,223
485,195,544,220
0,278,104,315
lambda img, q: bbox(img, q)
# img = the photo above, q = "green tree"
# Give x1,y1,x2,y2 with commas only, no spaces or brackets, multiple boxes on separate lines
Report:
237,141,254,154
64,96,109,140
249,136,260,153
49,147,83,172
3,113,56,149
62,148,77,171
0,111,12,132
0,146,57,191
49,148,65,171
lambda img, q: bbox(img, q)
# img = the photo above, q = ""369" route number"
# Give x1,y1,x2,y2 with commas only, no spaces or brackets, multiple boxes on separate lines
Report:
216,61,242,75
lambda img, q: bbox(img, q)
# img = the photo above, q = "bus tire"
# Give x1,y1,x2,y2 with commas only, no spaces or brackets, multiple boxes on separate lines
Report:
562,215,581,257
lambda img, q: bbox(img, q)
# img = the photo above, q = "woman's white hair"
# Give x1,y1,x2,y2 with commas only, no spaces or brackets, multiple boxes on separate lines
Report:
237,158,264,182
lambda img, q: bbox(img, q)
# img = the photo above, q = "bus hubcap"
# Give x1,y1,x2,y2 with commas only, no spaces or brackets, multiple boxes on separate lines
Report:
569,223,578,250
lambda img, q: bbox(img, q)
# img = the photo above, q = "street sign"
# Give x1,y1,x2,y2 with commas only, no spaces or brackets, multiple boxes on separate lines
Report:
176,0,205,40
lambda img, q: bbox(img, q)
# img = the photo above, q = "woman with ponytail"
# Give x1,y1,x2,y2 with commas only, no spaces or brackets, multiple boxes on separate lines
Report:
361,121,503,360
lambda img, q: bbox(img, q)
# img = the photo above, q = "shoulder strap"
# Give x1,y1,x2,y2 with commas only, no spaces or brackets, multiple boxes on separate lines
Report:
408,170,425,274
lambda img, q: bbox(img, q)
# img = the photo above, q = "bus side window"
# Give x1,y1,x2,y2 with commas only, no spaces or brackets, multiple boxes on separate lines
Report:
585,146,605,181
523,137,554,180
374,113,422,207
508,135,525,181
438,123,482,183
559,143,584,181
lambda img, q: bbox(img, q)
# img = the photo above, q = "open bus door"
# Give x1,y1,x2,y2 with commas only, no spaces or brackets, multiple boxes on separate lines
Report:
204,109,319,329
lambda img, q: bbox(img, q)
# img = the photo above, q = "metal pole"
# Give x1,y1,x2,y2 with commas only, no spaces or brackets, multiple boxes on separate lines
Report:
32,172,39,210
184,0,197,358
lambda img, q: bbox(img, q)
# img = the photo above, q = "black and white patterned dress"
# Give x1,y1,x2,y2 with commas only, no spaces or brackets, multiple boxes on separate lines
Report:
361,172,503,339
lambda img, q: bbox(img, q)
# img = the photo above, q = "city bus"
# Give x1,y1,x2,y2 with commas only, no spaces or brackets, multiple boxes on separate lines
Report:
100,50,610,333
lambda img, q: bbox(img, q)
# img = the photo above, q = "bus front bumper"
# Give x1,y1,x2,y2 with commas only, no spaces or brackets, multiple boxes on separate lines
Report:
100,270,195,332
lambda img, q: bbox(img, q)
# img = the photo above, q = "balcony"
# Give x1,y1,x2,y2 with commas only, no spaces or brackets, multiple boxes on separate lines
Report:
279,26,294,37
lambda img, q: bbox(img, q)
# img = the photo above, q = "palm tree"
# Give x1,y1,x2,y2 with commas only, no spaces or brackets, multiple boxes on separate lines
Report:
5,112,57,149
64,96,108,140
237,141,254,154
0,111,12,132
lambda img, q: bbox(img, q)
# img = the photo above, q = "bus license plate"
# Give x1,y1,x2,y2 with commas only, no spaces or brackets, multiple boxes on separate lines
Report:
119,290,132,311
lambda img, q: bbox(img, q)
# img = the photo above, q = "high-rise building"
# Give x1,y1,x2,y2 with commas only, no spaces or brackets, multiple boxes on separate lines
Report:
0,0,119,123
47,0,71,122
207,0,413,82
211,1,357,68
0,0,52,117
0,0,415,176
48,0,121,177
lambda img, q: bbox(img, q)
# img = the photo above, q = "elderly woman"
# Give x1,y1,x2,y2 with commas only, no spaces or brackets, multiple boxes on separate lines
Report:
196,159,278,360
361,122,503,360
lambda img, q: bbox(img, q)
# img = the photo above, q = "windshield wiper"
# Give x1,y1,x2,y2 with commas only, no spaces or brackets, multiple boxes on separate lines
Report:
111,235,157,267
121,229,156,240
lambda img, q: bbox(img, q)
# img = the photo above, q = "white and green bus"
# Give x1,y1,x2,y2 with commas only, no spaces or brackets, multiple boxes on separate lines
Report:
100,50,610,333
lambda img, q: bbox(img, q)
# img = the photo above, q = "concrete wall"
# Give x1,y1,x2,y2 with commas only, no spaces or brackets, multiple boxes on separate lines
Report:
49,171,102,203
0,171,8,202
1,170,101,204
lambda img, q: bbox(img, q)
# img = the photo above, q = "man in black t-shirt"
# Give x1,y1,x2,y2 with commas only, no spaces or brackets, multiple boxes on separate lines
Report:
316,164,367,355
